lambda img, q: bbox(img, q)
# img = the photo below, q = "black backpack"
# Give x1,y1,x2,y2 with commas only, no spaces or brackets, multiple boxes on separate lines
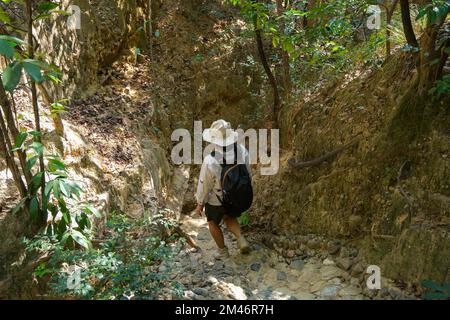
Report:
212,143,253,217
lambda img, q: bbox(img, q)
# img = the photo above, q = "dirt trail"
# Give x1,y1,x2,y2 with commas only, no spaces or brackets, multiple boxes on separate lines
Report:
155,213,368,300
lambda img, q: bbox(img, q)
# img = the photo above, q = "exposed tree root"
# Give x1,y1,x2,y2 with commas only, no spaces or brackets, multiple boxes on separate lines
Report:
288,136,362,169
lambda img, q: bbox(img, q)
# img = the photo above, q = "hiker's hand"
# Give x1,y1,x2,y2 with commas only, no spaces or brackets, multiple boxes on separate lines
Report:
195,204,204,216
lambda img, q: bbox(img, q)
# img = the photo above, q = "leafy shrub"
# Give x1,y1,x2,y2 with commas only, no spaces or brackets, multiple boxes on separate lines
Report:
26,212,184,300
421,280,450,300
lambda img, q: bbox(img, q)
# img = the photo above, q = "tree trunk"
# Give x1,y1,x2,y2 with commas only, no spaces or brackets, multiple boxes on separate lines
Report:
37,83,65,137
276,0,291,95
399,0,419,48
26,0,46,215
253,15,281,124
0,83,32,185
0,114,27,198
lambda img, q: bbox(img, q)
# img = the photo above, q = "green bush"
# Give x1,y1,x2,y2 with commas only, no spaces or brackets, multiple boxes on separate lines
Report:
26,213,184,300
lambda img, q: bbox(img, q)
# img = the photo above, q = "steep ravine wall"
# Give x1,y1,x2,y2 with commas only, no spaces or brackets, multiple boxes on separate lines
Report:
252,55,450,285
0,0,176,299
36,0,155,99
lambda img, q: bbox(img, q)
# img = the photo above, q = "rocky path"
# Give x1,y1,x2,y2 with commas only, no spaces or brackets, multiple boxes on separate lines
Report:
157,213,377,300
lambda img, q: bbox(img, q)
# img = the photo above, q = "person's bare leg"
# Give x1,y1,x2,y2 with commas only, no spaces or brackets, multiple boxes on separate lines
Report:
224,215,250,253
223,215,242,239
208,221,225,249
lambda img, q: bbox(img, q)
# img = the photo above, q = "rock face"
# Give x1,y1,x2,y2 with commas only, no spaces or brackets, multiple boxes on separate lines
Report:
36,0,158,99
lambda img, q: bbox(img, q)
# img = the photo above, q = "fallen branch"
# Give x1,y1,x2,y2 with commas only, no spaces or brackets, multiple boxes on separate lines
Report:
173,225,200,251
288,136,362,169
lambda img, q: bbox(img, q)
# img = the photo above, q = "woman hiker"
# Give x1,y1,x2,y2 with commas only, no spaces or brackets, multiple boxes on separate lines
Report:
195,119,252,259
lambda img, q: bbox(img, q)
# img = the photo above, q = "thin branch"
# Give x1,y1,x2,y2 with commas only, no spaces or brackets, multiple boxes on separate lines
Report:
400,0,419,48
26,0,46,214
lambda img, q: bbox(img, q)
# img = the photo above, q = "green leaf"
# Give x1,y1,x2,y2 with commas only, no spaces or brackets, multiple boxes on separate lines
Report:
59,180,69,197
48,158,65,172
82,205,101,218
26,155,39,172
60,231,71,246
31,141,44,156
424,292,449,300
11,197,27,215
0,7,11,24
23,60,44,83
44,180,54,197
2,61,23,91
37,2,59,12
28,131,42,138
58,198,68,213
14,131,28,149
70,229,92,250
0,39,15,58
0,35,26,46
416,6,429,21
29,172,43,193
29,197,39,222
62,211,71,224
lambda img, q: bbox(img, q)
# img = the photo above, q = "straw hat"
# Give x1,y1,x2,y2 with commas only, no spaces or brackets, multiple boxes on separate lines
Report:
203,119,238,147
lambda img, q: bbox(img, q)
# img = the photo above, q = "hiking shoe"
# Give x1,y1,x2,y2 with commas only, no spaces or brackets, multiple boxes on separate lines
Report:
238,236,250,254
214,247,230,260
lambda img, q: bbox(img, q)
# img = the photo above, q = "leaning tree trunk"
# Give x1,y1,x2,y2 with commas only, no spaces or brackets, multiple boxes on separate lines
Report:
26,0,46,216
400,0,419,48
253,14,281,124
0,83,32,185
276,0,291,95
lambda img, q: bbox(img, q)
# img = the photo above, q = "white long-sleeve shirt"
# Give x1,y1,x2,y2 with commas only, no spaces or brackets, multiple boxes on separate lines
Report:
196,144,251,206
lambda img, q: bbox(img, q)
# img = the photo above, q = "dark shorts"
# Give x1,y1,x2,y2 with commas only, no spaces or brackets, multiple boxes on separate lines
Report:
205,204,237,226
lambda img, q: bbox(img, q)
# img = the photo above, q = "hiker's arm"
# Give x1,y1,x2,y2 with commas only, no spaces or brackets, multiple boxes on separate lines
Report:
244,146,252,179
195,162,214,207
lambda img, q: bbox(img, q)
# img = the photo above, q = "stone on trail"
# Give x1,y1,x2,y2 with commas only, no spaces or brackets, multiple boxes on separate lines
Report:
310,280,327,293
213,261,225,270
250,263,262,272
277,271,287,281
323,258,335,266
328,243,341,255
296,292,316,300
320,285,341,298
339,285,362,297
351,262,365,276
320,265,342,281
336,257,352,271
290,258,305,271
184,290,197,299
193,288,209,296
307,238,321,250
206,275,219,285
226,284,248,300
